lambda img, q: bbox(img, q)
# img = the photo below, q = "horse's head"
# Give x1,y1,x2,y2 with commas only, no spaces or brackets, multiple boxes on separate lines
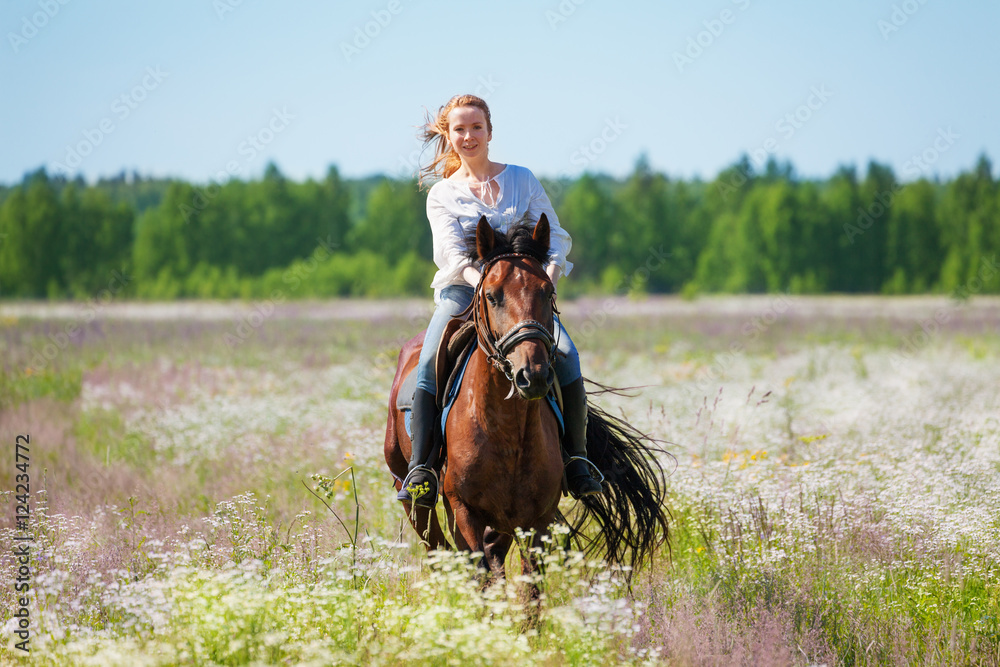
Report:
472,215,557,400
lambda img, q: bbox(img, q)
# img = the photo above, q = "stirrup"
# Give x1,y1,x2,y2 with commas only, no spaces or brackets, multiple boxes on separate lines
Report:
565,456,605,484
565,456,604,499
396,465,439,508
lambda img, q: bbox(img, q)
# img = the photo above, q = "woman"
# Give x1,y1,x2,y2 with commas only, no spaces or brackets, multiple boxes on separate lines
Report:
397,94,603,507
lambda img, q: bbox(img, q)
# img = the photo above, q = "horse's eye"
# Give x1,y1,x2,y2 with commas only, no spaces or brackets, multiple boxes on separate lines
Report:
486,293,497,306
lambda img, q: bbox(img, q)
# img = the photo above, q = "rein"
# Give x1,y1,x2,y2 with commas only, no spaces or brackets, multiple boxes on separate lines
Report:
468,252,560,386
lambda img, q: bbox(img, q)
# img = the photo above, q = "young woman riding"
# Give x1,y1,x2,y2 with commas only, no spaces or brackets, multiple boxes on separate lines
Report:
396,93,603,507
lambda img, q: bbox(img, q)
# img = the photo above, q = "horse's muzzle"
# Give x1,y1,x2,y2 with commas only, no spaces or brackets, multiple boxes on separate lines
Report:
514,365,555,400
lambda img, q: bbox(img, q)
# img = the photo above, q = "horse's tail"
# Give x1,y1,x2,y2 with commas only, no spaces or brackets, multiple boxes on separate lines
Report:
562,391,671,576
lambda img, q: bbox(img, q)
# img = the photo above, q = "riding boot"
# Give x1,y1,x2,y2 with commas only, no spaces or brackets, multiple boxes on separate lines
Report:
396,388,440,508
561,378,604,499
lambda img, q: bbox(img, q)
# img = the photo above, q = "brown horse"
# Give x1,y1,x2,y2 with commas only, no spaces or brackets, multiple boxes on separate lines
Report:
384,215,669,588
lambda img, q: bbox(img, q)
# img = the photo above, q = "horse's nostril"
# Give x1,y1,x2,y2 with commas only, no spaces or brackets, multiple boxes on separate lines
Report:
515,368,531,389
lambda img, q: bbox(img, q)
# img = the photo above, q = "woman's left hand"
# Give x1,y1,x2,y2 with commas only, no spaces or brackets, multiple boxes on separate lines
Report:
545,264,561,292
463,266,483,287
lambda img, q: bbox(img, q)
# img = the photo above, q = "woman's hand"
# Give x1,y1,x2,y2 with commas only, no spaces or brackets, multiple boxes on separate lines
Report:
463,266,482,287
545,264,561,293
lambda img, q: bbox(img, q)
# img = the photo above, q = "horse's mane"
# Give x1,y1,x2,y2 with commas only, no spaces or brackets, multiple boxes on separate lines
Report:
465,218,549,265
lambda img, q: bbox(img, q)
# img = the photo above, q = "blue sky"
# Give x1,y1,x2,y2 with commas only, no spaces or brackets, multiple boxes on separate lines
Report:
2,0,998,185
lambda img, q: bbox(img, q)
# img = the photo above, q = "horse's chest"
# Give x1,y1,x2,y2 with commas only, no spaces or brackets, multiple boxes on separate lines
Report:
447,442,562,528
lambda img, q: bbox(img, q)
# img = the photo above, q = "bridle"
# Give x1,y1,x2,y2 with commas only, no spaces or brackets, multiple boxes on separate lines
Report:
469,252,560,384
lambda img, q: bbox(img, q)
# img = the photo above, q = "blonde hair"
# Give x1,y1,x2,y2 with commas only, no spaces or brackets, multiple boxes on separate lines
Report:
418,94,493,189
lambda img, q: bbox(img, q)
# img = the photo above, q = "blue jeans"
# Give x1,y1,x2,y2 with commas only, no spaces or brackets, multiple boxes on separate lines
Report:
415,284,581,394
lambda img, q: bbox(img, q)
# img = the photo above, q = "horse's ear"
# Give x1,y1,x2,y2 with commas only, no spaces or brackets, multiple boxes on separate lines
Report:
476,216,495,260
532,213,550,253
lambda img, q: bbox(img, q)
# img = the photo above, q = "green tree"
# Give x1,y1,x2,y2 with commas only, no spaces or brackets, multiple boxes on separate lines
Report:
558,173,617,283
313,165,351,253
938,154,998,293
823,165,863,292
851,161,897,292
0,170,62,296
610,156,673,292
133,182,197,287
348,180,429,264
0,187,30,296
883,180,941,293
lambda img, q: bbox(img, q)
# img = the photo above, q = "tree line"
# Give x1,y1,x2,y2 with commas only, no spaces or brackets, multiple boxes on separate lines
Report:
1,155,997,299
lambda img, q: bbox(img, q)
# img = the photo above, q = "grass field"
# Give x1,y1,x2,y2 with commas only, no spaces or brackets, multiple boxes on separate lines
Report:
2,296,999,665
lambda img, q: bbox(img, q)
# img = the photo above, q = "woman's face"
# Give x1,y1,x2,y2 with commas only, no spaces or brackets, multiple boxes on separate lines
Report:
447,106,491,162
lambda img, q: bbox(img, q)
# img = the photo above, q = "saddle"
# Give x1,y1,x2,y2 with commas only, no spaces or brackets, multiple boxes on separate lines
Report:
396,316,565,442
395,316,477,413
394,315,567,492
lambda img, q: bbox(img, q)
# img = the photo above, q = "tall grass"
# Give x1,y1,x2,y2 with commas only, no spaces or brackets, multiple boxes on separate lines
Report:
1,297,999,664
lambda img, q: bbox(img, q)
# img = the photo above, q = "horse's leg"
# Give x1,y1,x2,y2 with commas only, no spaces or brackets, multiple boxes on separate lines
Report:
386,356,452,552
398,501,449,551
483,527,512,581
393,414,449,551
427,503,450,550
443,496,458,549
449,502,492,575
517,527,550,628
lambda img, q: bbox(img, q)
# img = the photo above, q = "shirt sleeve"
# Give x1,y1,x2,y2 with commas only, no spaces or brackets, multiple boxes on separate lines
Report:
526,170,574,277
427,185,474,288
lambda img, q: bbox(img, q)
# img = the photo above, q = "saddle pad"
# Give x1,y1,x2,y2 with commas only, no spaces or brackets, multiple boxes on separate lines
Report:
397,341,564,441
395,369,418,412
398,358,564,441
438,343,475,436
438,354,565,437
395,327,475,413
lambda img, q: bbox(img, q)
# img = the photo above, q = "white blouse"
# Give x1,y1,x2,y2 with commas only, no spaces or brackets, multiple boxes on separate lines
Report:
425,164,573,297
